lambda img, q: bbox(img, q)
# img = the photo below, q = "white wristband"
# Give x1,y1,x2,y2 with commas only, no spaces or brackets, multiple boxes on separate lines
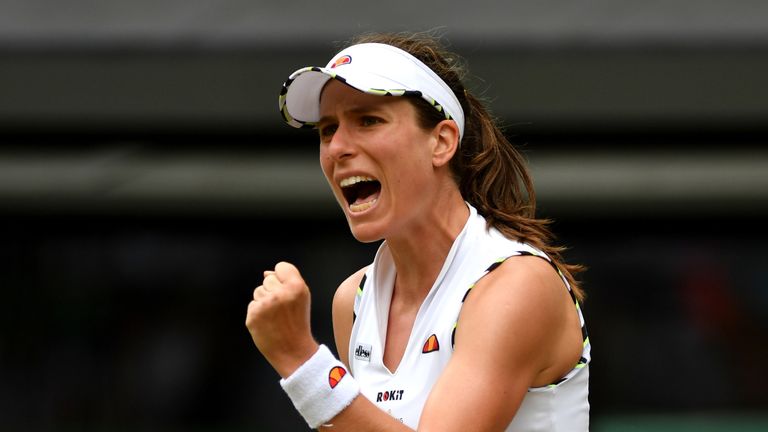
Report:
279,344,360,429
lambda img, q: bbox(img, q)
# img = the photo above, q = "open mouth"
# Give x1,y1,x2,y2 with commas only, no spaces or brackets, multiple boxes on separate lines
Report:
340,176,381,213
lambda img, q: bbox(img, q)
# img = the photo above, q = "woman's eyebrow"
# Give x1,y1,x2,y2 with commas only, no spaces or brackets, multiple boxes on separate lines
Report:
317,115,335,126
318,104,384,125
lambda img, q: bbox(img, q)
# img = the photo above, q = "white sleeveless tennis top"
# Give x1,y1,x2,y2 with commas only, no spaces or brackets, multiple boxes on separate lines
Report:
349,204,591,431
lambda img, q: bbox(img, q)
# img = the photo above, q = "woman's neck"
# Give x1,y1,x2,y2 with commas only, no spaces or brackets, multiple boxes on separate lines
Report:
386,193,469,304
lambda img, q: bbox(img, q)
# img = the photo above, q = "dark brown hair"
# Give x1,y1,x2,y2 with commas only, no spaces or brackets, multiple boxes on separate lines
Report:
345,32,585,301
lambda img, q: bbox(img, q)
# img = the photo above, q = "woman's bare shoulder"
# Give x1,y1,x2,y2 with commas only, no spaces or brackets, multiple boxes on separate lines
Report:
333,266,368,310
331,266,369,366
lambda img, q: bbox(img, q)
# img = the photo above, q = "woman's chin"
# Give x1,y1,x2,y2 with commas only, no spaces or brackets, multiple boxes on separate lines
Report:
342,198,386,242
345,218,387,244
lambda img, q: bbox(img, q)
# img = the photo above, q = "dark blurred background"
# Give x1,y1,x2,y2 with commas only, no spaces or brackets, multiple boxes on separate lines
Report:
1,1,767,431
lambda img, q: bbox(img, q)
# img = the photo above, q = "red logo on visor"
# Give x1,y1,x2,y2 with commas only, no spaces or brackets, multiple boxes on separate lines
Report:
331,55,352,68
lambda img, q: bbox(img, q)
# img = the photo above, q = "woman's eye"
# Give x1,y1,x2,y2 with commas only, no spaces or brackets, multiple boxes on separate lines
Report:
319,124,337,138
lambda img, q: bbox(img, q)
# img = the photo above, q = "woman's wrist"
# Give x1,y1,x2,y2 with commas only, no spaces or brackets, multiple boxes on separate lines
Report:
279,344,360,428
268,339,320,379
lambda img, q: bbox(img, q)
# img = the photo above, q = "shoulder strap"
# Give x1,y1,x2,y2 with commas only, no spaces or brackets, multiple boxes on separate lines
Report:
352,273,367,323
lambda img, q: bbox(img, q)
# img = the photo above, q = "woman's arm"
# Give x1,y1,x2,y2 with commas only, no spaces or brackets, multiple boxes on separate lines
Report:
247,257,579,431
417,255,582,431
331,266,367,367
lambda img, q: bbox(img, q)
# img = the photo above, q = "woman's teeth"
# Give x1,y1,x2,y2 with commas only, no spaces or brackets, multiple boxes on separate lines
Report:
340,176,380,213
350,199,377,213
340,175,376,188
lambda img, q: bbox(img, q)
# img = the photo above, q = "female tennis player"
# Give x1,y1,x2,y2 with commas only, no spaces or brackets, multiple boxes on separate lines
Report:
246,32,590,431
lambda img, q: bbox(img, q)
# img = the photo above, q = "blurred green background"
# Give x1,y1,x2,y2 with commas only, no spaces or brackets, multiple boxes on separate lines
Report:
1,1,767,430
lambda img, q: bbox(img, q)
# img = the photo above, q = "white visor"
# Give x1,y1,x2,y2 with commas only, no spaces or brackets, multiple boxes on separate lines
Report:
278,43,465,141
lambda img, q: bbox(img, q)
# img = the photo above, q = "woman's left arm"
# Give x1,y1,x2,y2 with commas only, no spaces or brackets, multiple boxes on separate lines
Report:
416,256,581,431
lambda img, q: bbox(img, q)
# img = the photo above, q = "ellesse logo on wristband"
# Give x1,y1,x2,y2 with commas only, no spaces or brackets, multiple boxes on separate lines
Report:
328,366,347,389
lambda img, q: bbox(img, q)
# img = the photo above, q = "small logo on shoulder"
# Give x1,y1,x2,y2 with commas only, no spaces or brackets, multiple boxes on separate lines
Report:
354,343,372,362
422,334,440,353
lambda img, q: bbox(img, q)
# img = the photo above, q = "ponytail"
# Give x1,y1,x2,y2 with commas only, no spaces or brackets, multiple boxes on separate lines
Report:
458,92,585,300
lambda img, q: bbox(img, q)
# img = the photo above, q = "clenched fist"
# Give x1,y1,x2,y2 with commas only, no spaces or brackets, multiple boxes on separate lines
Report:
246,262,319,378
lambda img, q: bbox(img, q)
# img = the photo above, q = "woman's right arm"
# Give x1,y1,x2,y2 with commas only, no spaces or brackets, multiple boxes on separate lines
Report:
331,266,367,367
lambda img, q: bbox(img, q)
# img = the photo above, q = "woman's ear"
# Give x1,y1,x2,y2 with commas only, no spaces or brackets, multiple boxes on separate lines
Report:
432,120,460,168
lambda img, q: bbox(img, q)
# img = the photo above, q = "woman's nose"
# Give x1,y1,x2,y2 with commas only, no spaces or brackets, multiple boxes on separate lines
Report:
325,125,354,161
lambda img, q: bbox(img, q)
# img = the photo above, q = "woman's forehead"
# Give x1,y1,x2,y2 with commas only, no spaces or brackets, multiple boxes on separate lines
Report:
319,80,371,106
319,80,410,116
